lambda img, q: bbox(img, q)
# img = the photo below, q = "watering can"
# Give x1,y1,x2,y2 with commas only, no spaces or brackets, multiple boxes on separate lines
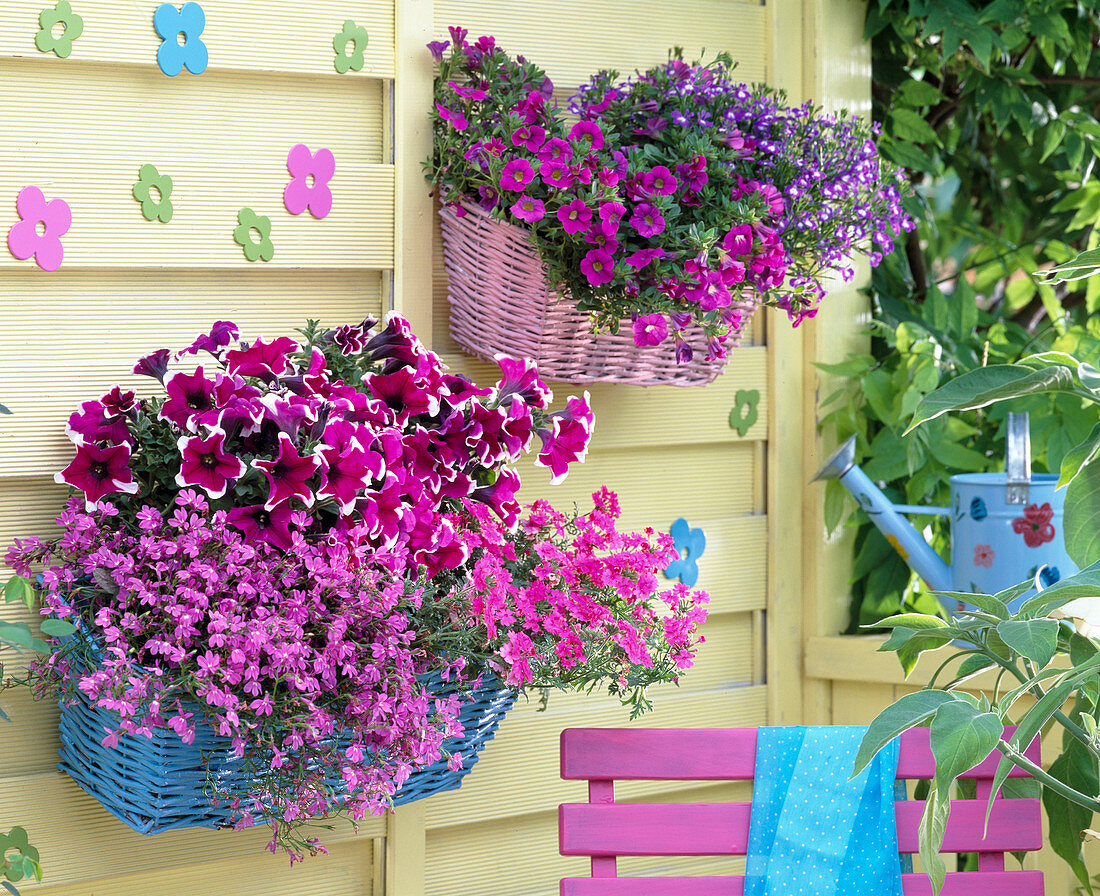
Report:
814,413,1077,614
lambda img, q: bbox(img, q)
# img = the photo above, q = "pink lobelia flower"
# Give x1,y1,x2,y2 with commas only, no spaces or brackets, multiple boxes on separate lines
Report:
226,501,294,550
500,158,535,191
252,432,321,510
7,185,71,272
175,429,246,499
557,199,592,235
632,313,668,347
283,144,335,219
55,442,139,508
510,195,545,223
580,248,615,286
159,368,217,431
225,336,300,381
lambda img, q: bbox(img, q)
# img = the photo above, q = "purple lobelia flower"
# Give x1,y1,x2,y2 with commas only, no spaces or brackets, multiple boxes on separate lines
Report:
252,432,321,510
54,442,139,508
175,429,246,499
158,368,217,431
284,144,335,220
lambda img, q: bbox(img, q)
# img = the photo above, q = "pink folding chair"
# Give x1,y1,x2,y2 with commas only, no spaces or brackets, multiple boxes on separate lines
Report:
559,727,1043,895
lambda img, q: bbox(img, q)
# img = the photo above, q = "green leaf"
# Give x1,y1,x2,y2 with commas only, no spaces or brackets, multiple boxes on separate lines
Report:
896,79,943,107
39,617,75,638
1065,459,1100,567
946,653,995,687
889,108,940,145
919,787,950,894
876,613,949,630
929,702,1003,800
853,691,958,777
2,577,35,611
937,590,1009,620
995,619,1059,666
1058,423,1100,488
1043,739,1097,890
907,364,1085,432
0,623,34,651
1042,247,1100,284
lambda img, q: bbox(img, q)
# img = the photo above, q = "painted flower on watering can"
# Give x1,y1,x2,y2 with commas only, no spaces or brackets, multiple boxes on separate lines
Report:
1011,502,1056,548
973,544,994,569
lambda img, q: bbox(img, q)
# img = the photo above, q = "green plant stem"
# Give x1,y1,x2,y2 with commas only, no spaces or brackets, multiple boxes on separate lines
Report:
995,740,1100,814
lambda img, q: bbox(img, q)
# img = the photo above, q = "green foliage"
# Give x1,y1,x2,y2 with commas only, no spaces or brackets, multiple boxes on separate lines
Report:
826,0,1100,628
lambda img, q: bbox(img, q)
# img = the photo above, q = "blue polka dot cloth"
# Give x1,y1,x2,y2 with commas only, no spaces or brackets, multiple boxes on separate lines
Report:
745,727,904,896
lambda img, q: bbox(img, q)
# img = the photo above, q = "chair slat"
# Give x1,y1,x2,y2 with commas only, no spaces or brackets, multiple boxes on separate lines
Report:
560,727,1038,782
559,799,1041,856
561,870,1045,896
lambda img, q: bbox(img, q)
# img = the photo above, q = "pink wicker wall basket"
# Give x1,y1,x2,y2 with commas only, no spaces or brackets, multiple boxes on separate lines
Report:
438,202,758,387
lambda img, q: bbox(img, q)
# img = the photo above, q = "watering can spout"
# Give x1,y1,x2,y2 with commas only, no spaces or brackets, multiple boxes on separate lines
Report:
813,436,953,593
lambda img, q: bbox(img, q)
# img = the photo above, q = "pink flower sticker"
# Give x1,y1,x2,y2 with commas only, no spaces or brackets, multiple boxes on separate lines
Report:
283,144,334,219
973,543,995,568
7,185,71,271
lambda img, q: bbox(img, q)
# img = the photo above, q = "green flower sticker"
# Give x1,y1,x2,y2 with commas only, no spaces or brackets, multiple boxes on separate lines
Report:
35,0,83,58
233,208,274,262
728,389,760,437
333,19,369,74
132,164,174,223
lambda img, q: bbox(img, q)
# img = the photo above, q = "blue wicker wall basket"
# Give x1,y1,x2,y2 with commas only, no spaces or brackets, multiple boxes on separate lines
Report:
57,672,516,835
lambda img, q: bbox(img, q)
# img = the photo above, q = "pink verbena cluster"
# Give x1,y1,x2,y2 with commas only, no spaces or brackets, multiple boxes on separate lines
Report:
53,314,593,574
442,487,709,716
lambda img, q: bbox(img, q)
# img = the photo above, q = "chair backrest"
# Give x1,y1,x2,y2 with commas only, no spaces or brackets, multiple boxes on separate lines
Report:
559,727,1043,896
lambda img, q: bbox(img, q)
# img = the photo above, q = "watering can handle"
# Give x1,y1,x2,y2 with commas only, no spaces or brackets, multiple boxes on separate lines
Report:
1005,412,1030,505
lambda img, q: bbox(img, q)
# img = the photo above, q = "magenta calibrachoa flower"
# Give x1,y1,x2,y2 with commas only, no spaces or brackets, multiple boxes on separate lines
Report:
428,34,911,360
12,315,707,861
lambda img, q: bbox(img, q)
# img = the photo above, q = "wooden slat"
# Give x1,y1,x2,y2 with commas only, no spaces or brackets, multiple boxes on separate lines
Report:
1,1,396,79
559,799,1040,857
561,727,1039,781
561,871,1045,896
433,0,766,92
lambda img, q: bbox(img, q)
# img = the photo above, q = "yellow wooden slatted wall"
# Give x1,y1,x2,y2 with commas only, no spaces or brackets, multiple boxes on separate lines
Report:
0,1,391,892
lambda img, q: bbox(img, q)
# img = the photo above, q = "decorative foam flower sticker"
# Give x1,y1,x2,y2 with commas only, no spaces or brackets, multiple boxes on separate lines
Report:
153,2,208,77
333,19,369,74
7,186,71,272
35,0,83,57
233,208,274,262
663,517,706,587
284,144,335,219
132,164,174,223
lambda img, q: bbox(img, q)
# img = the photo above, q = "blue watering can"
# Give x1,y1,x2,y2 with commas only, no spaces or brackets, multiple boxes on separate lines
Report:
814,413,1076,614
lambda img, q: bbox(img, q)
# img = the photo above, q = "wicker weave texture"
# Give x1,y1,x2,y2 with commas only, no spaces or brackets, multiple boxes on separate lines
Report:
57,675,516,835
439,202,757,387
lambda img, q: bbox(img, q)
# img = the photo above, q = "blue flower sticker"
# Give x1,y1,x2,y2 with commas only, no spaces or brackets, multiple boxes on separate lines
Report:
154,2,207,76
969,497,987,521
663,518,705,587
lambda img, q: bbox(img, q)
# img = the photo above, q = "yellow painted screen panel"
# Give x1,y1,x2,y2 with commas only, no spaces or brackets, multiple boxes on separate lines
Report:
0,1,396,79
433,0,767,91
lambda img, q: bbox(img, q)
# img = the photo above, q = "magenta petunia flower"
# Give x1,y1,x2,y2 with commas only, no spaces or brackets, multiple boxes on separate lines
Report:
535,392,594,485
55,442,139,508
580,248,615,286
568,120,604,151
159,368,217,431
179,321,239,360
252,432,321,510
510,195,546,223
366,364,441,422
331,324,366,355
629,202,665,238
494,355,553,409
470,466,522,527
175,429,246,499
500,158,535,191
225,336,300,381
632,313,668,347
226,501,294,550
436,103,468,131
67,400,132,446
557,199,592,235
318,446,380,515
133,347,171,382
100,386,137,418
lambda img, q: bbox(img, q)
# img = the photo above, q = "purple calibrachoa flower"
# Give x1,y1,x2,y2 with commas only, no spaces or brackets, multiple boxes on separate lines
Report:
557,199,592,235
284,144,335,219
176,429,246,499
252,431,321,509
510,195,545,223
568,119,604,151
54,442,139,508
499,158,535,191
580,248,615,286
629,202,665,238
632,313,668,347
436,103,468,131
